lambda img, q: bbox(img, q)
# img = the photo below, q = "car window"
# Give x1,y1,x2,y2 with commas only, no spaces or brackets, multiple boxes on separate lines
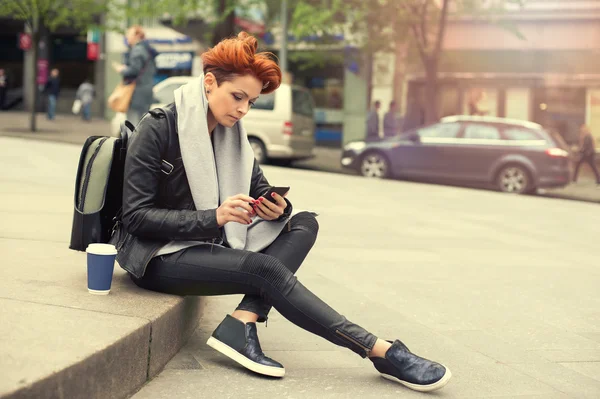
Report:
418,123,461,139
463,124,501,140
154,83,185,104
292,89,314,117
547,130,568,149
253,93,275,110
503,127,542,141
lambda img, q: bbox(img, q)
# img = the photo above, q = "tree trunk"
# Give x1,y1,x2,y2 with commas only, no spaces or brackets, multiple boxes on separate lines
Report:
365,50,374,110
30,33,39,132
393,39,408,114
424,59,439,125
422,0,448,125
212,0,236,45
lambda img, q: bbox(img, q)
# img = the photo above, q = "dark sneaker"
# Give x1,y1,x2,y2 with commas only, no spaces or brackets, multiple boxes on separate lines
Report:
370,340,451,392
207,314,285,377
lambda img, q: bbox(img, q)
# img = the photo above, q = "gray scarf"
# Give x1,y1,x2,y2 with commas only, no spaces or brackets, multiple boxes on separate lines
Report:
172,76,288,252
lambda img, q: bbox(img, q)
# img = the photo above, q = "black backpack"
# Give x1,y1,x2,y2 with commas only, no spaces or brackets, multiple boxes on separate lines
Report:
69,107,176,252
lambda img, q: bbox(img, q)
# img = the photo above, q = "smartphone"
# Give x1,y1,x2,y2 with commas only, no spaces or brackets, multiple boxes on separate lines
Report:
263,186,290,203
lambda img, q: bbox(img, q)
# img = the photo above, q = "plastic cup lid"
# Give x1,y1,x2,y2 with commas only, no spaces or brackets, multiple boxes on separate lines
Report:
86,243,118,255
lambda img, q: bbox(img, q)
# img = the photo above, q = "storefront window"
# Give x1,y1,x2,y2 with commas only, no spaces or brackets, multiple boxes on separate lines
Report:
505,88,531,121
439,87,459,117
463,87,498,117
307,77,343,110
533,87,585,145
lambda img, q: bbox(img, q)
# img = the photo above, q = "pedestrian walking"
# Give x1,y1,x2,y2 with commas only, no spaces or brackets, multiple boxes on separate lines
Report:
112,25,157,125
0,68,7,110
572,125,600,185
383,100,400,138
75,80,95,121
365,100,381,142
110,32,451,392
44,69,60,120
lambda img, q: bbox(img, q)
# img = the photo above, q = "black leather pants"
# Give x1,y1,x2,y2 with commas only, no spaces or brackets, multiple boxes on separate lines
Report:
130,212,377,357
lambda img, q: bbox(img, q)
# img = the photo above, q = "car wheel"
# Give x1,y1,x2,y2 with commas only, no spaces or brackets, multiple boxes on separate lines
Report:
360,152,390,178
249,137,267,164
496,164,531,194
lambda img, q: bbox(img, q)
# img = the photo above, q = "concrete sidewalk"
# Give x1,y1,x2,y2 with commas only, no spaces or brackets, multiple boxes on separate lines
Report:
0,111,113,144
0,137,203,399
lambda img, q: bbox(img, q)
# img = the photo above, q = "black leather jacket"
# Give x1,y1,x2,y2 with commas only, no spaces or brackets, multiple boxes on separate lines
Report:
110,103,292,278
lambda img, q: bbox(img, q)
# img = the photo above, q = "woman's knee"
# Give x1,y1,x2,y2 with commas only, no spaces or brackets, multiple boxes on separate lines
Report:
241,252,297,294
290,212,319,237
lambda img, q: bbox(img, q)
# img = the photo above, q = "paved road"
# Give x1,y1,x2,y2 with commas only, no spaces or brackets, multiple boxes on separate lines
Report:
121,150,600,398
294,147,600,204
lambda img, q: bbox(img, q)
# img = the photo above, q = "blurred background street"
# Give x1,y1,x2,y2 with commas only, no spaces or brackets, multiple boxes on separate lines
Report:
2,0,600,200
1,111,598,204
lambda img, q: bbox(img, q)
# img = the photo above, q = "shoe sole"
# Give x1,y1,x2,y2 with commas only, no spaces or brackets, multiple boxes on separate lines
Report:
206,336,285,378
380,365,452,392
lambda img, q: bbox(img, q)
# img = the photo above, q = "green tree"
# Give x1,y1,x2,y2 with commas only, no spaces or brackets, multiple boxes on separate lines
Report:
209,0,246,45
289,0,525,124
0,0,254,131
131,0,239,45
0,0,108,131
154,0,268,45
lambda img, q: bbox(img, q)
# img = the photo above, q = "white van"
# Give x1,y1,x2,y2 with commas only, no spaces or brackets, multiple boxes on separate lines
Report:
113,76,316,164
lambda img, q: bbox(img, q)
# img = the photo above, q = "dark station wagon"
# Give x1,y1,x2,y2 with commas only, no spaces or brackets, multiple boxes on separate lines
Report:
341,115,571,194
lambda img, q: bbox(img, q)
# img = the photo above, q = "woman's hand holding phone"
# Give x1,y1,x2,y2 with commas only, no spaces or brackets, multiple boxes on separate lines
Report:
216,194,256,226
253,189,288,221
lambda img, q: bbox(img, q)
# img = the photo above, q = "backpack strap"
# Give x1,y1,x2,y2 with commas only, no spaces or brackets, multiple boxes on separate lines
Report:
159,105,179,163
118,120,135,160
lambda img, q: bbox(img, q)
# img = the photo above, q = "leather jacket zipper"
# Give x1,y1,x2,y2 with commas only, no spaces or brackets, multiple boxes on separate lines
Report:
335,329,371,355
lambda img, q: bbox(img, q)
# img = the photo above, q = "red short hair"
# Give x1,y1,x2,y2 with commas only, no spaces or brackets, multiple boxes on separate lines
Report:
201,32,282,94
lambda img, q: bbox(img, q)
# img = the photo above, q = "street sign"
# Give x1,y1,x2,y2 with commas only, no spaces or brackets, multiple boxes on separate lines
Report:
18,33,32,51
155,52,193,70
87,29,100,44
36,59,49,85
87,42,99,61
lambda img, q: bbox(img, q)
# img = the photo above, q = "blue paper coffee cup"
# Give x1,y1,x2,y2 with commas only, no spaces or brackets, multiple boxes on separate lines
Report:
86,243,118,295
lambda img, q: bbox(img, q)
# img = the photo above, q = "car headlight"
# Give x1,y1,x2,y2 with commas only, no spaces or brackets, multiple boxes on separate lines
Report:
344,141,366,152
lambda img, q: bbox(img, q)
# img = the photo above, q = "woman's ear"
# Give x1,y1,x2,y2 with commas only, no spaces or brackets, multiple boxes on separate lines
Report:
204,72,216,91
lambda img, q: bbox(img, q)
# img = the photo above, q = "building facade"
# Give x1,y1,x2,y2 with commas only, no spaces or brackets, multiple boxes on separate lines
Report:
405,0,600,145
